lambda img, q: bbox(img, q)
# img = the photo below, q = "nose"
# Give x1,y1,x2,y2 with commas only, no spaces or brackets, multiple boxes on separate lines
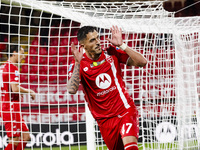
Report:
96,38,100,44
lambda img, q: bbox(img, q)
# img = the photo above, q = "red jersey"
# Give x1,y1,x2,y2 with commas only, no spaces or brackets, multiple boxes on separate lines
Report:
69,45,135,120
0,61,20,111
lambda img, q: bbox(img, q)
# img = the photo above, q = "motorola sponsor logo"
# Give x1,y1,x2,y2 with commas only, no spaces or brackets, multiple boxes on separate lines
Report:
97,86,116,96
96,73,111,89
96,73,116,96
155,122,199,143
155,122,177,143
0,129,74,148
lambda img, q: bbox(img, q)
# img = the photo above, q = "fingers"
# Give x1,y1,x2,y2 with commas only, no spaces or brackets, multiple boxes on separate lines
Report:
110,25,120,34
71,42,82,51
71,42,75,53
116,26,119,33
30,95,34,100
110,25,114,34
80,46,84,54
106,38,113,43
31,93,36,100
31,94,35,100
110,25,116,34
119,27,122,34
71,42,75,48
30,90,36,100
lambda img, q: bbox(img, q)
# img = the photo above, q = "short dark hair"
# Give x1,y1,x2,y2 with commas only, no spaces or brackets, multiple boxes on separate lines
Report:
77,26,97,42
8,44,20,57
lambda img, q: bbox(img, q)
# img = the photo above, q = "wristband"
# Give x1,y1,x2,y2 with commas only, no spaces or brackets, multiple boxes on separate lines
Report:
119,43,127,51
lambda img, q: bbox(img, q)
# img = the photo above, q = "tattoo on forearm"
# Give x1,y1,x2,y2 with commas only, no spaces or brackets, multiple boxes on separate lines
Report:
68,64,80,92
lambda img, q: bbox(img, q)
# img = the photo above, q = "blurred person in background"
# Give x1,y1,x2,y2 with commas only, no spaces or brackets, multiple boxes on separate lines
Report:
0,44,36,150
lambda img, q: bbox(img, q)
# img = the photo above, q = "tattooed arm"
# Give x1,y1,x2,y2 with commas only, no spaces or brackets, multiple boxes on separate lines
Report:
67,42,83,94
67,63,81,94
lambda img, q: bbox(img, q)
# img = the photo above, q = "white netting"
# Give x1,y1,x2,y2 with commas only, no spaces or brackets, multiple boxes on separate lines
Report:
0,0,200,150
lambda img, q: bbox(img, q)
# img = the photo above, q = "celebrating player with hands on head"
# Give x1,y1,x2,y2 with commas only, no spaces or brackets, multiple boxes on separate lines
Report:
67,25,147,150
0,44,36,150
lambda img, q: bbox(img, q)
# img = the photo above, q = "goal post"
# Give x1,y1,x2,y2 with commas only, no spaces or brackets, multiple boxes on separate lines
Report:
174,30,200,149
85,103,96,150
1,0,200,150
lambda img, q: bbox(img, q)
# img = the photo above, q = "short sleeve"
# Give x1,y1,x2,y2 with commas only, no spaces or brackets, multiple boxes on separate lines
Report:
68,59,75,80
9,65,19,83
106,45,129,64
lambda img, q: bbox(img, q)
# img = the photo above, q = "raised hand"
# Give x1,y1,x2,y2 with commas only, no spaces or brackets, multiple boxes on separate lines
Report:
30,90,36,100
71,42,83,63
106,25,123,47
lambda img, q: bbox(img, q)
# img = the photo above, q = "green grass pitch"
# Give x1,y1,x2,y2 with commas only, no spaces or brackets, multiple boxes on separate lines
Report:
25,145,104,150
24,142,199,150
24,144,145,150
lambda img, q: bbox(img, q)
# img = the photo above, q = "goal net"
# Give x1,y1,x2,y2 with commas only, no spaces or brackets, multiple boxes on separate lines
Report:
0,0,200,150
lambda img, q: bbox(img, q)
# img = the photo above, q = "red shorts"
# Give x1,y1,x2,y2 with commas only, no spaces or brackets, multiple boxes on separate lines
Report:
2,102,29,138
98,106,139,150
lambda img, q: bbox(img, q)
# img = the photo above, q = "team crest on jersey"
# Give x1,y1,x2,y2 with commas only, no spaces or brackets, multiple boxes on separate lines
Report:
95,73,111,89
106,55,113,63
15,70,19,76
83,67,88,72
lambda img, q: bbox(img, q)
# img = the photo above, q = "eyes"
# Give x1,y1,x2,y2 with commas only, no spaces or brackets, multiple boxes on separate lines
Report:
90,39,95,42
89,35,99,43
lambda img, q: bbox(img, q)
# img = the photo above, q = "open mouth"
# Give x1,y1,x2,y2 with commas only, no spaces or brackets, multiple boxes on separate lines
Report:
96,45,101,49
